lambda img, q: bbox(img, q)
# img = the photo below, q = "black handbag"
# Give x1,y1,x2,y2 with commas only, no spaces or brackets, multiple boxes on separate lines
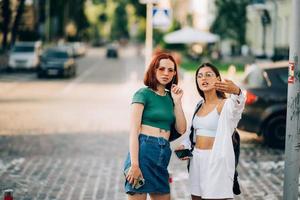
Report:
168,91,182,142
169,123,182,142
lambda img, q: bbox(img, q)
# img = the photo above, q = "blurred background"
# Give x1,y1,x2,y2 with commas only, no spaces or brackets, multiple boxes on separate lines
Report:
0,0,295,199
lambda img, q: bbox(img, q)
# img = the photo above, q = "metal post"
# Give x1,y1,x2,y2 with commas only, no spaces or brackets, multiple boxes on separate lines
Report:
145,2,153,70
283,0,300,199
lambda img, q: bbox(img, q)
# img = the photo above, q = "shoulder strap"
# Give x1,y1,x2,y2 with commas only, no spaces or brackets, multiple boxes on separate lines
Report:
189,103,203,151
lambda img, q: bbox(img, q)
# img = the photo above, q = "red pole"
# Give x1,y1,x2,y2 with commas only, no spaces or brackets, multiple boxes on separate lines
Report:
3,189,13,200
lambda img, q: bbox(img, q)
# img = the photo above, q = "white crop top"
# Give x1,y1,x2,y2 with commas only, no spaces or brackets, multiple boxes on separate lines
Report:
192,107,220,137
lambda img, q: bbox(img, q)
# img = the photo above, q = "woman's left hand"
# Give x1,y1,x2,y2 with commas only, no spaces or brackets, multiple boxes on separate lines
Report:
171,84,183,102
214,79,241,95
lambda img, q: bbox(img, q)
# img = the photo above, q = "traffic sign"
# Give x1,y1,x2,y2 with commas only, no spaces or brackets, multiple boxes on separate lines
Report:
152,7,171,30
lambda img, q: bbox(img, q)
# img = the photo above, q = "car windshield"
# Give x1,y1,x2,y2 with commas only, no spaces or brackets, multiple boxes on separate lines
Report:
44,51,69,59
12,46,34,52
243,65,288,88
266,67,288,87
243,65,267,88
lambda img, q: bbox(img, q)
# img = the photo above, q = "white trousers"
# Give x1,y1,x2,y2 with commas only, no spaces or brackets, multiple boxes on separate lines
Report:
189,148,234,199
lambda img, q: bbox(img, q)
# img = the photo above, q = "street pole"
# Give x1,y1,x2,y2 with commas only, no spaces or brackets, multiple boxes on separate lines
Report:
145,2,153,70
283,0,300,199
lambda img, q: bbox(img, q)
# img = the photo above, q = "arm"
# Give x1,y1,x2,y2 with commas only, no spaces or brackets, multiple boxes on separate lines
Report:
229,91,245,115
171,85,187,134
126,103,144,185
180,130,192,149
174,99,187,134
214,79,245,124
228,91,245,124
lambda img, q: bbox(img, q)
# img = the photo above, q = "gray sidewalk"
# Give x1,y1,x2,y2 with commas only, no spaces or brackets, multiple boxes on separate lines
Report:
0,132,287,200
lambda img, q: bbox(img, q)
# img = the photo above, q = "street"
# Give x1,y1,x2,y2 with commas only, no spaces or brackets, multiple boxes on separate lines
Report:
0,46,290,200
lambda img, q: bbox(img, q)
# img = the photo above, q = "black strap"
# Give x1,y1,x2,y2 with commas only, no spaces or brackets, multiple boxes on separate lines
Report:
189,103,202,152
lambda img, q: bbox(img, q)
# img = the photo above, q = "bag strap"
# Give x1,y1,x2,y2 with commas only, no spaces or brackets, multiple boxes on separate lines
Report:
189,103,202,152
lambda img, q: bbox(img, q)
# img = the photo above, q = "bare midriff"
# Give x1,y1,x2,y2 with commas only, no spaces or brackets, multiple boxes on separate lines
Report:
195,135,215,149
140,124,170,140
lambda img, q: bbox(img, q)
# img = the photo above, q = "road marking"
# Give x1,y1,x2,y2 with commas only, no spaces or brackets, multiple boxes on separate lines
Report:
59,63,98,95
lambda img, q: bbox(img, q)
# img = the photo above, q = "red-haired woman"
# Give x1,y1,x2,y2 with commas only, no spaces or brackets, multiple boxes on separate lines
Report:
123,53,187,200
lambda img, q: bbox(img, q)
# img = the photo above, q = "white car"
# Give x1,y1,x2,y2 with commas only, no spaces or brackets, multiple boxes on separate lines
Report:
8,41,42,71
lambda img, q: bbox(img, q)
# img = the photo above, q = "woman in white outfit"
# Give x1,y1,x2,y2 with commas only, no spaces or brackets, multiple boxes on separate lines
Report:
177,63,245,200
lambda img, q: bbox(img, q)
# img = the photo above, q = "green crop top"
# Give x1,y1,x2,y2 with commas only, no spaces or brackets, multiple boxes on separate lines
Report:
132,87,175,131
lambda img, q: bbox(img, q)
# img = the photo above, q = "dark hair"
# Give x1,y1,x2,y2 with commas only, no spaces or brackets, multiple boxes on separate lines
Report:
144,53,178,91
195,62,226,100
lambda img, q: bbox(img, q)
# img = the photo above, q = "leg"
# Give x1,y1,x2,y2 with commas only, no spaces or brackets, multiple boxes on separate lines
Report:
149,193,170,200
191,195,202,200
128,193,147,200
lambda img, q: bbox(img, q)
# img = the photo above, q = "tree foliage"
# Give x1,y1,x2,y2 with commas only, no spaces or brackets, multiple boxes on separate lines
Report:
110,2,129,40
211,0,250,46
1,0,11,50
125,0,146,17
11,0,26,46
51,0,89,40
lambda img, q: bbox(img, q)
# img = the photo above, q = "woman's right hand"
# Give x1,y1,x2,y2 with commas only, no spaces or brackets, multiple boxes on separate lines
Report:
175,145,190,160
126,165,143,186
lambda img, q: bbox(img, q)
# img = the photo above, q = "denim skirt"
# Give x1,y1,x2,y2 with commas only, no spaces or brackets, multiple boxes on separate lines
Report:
123,133,172,194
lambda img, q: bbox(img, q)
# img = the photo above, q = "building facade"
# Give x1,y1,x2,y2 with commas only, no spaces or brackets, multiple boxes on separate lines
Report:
246,0,291,59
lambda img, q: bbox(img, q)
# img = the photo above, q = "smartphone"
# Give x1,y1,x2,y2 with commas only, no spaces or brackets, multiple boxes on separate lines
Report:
174,149,193,159
124,167,145,189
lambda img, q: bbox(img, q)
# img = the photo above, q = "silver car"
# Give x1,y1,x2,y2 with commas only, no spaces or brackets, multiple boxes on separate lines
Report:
8,41,42,71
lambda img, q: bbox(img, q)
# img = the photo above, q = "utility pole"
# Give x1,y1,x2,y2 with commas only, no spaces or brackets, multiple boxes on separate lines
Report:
283,0,300,199
145,2,153,69
139,0,159,69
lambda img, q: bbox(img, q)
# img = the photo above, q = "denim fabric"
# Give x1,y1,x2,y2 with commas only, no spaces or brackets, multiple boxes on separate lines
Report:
124,133,172,194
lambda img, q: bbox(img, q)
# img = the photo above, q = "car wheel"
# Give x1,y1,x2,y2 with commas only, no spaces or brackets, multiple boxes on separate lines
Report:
37,72,44,78
6,67,13,72
72,68,77,77
63,69,70,78
263,114,286,149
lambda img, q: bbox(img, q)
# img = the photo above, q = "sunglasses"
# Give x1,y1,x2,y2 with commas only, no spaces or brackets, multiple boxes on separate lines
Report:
197,72,216,79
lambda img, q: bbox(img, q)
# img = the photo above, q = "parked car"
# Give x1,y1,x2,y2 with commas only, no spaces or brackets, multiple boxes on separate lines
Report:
238,61,288,148
37,48,76,78
106,43,118,58
56,44,77,58
8,41,42,71
68,42,87,57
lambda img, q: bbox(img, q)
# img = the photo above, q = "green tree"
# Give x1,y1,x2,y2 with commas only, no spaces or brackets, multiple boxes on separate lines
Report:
211,0,250,52
110,2,129,40
126,0,146,17
92,0,106,4
11,0,26,46
48,0,89,40
68,0,90,40
1,0,11,50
